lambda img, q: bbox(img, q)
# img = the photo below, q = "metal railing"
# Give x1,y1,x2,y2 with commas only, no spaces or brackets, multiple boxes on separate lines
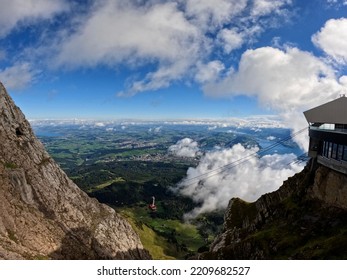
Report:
317,155,347,175
309,126,347,134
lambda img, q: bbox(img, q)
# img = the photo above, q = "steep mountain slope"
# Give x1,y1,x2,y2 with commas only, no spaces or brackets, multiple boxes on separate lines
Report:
0,82,150,259
202,161,347,259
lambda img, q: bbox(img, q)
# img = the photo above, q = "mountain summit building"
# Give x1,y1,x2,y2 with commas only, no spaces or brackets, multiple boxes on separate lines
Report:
304,95,347,174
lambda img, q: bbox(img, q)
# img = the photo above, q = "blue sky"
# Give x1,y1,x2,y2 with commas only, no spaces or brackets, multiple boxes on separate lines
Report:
0,0,347,126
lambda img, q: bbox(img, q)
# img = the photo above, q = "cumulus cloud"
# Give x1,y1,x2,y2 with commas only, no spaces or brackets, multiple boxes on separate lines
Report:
51,0,294,96
0,0,69,38
195,60,225,84
94,122,105,127
217,28,244,54
251,0,292,17
149,126,162,133
154,126,162,133
176,143,305,219
56,1,201,66
203,46,345,149
168,138,200,158
184,0,247,30
0,63,38,90
312,18,347,65
208,126,218,130
340,75,347,87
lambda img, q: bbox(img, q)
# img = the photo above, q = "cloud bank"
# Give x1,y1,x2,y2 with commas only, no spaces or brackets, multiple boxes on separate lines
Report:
176,143,305,219
168,138,200,158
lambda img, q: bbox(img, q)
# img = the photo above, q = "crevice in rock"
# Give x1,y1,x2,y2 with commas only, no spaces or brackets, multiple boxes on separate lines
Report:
15,127,24,137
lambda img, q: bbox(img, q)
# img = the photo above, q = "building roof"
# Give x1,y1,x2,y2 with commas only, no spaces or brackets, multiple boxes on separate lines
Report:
303,96,347,124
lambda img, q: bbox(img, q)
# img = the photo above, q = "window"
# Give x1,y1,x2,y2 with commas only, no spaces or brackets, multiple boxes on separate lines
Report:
335,124,347,132
338,145,343,160
332,143,338,159
323,141,328,157
319,123,335,130
343,146,347,162
328,142,332,158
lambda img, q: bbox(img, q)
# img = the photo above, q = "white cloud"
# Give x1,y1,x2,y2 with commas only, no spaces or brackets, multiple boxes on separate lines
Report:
95,122,105,127
203,46,345,149
217,28,244,54
118,60,195,96
56,1,201,67
208,126,218,130
251,0,292,17
184,0,247,30
154,126,162,133
0,63,37,90
0,0,69,38
148,126,162,133
312,18,347,65
176,143,304,219
162,116,285,128
340,75,347,87
195,60,225,83
168,138,200,158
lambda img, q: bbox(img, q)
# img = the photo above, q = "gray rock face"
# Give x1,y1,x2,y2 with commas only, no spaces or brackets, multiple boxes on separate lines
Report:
308,165,347,209
0,82,151,259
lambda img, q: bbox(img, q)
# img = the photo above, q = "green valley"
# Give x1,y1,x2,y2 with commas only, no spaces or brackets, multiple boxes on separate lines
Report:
33,121,300,259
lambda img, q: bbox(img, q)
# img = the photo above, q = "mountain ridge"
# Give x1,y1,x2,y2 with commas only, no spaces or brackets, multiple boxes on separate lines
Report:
201,161,347,259
0,82,150,259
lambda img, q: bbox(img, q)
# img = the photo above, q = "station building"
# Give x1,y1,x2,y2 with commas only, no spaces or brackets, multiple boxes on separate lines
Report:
304,95,347,175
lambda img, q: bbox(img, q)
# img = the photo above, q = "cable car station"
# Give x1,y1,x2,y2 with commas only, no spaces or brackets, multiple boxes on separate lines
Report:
304,95,347,174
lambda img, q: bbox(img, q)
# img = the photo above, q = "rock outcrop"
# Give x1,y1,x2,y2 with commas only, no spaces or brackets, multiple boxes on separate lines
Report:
202,161,347,259
0,82,151,259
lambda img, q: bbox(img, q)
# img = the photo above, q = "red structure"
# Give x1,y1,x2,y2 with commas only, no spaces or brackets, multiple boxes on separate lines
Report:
148,196,157,212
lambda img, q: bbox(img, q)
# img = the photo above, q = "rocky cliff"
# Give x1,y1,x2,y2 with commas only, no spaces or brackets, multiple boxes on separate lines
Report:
0,82,150,260
202,161,347,259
